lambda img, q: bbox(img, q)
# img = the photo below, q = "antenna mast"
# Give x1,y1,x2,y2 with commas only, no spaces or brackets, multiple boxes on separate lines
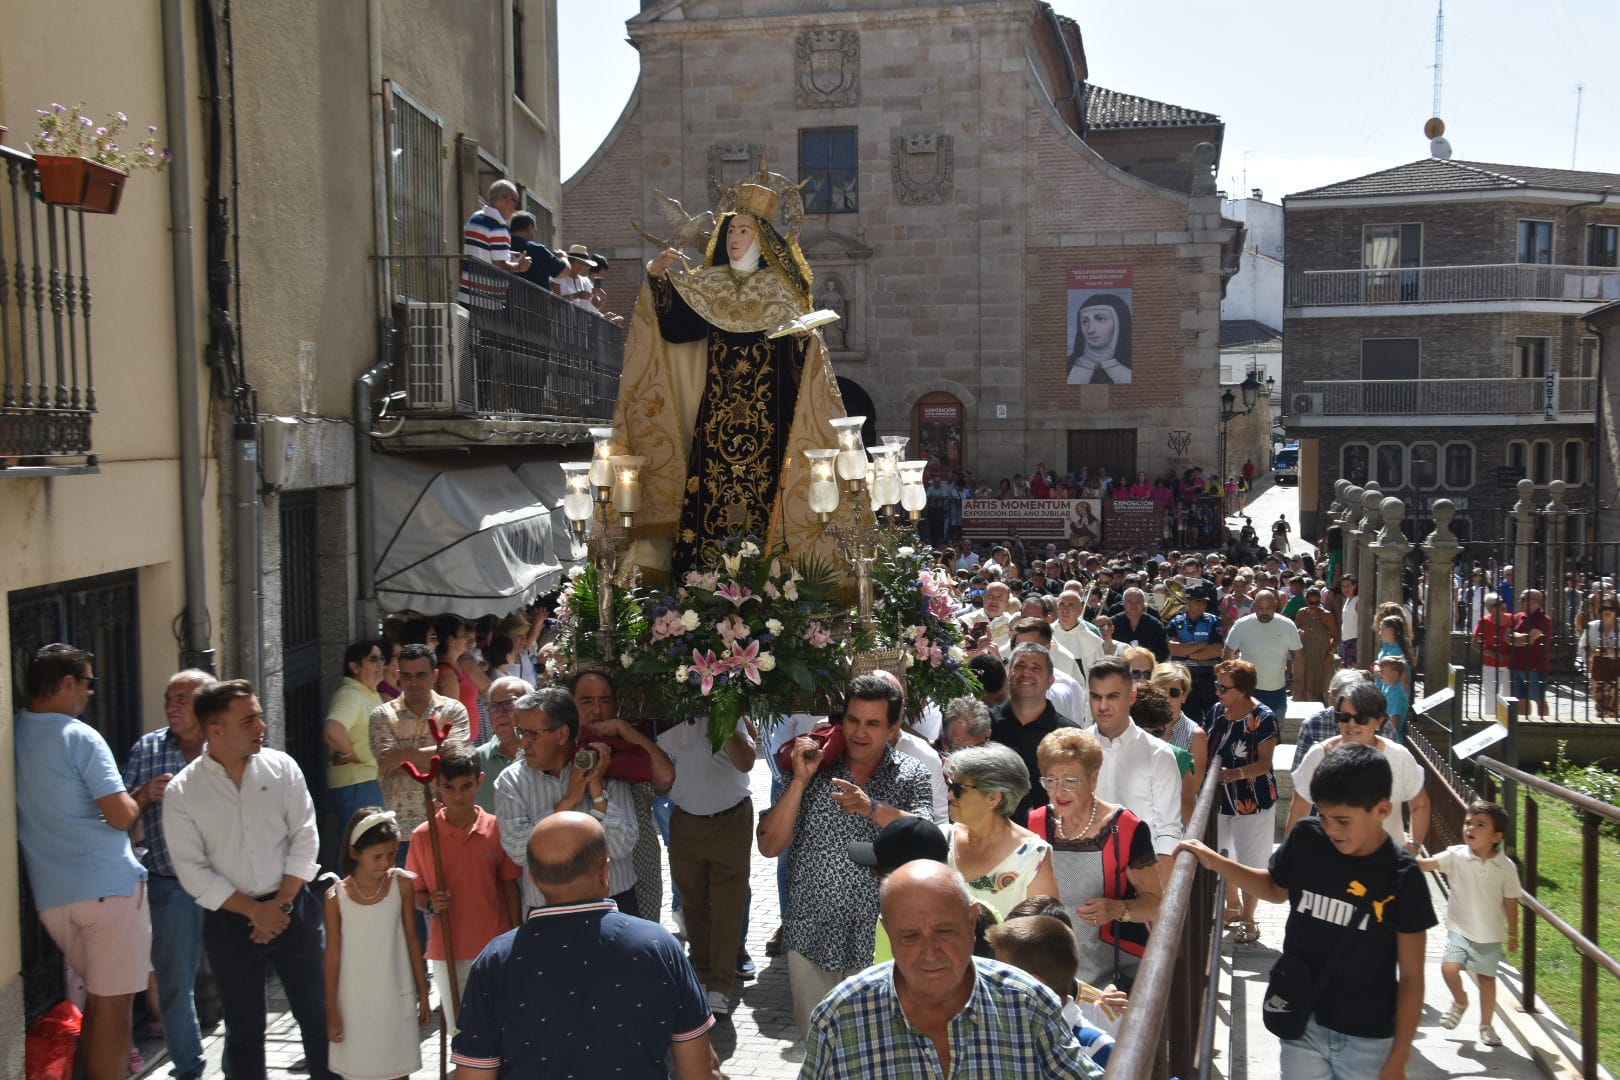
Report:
1433,0,1444,116
1573,83,1584,168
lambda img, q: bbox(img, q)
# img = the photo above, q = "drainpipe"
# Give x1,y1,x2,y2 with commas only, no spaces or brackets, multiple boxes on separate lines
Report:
355,0,391,633
160,0,214,672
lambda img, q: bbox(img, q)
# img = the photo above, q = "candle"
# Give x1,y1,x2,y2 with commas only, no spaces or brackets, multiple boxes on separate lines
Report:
610,455,645,527
588,426,617,498
804,449,840,517
561,462,594,527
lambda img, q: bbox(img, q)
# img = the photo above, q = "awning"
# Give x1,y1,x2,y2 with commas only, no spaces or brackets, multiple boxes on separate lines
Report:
372,457,580,618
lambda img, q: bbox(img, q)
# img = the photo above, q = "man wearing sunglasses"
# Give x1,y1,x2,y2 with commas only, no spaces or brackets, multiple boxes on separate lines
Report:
475,675,532,811
1285,681,1429,852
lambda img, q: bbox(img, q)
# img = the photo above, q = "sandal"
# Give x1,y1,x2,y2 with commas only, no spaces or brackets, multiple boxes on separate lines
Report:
1232,921,1260,945
1439,1001,1466,1030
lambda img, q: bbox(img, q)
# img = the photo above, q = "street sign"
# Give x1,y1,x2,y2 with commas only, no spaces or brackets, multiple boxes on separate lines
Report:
1496,466,1524,487
1453,722,1509,761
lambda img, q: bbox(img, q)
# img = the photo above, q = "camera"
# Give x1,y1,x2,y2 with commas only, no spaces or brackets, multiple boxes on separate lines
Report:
573,747,600,773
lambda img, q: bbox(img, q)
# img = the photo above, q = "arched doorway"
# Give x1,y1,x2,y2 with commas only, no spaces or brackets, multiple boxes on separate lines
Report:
836,377,877,447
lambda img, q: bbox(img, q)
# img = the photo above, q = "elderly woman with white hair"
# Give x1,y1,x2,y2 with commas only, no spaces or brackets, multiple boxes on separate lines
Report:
944,744,1059,919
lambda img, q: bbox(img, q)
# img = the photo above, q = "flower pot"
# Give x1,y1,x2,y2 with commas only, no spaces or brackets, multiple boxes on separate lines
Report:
33,155,128,214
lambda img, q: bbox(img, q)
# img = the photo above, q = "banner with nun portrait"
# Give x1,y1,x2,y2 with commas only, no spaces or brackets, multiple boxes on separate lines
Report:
1066,266,1133,385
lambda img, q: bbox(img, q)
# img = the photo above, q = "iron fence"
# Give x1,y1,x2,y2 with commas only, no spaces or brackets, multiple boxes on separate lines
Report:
0,143,97,468
1448,536,1620,728
1289,263,1620,307
378,253,622,424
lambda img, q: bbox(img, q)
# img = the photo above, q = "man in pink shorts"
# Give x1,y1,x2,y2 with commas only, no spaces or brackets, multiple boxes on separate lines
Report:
15,643,153,1080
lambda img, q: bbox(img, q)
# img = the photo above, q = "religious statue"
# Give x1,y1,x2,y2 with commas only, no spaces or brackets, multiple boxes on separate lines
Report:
613,162,851,578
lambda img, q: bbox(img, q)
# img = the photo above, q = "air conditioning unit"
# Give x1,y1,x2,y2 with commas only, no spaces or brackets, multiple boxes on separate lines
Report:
401,301,471,412
1292,392,1324,415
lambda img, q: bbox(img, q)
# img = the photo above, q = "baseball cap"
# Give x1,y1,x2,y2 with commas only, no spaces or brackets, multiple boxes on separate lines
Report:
847,816,949,869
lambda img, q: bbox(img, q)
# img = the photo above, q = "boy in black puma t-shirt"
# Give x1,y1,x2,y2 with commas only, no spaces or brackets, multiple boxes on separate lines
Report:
1180,743,1436,1079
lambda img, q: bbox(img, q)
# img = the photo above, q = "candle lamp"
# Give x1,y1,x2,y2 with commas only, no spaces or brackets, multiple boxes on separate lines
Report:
588,426,618,505
804,449,840,522
610,455,645,530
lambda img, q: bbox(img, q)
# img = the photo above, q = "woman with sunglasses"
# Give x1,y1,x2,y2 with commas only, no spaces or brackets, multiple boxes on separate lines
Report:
1577,595,1620,717
1285,680,1429,853
1030,728,1163,990
1205,660,1279,946
1148,663,1208,794
943,744,1059,920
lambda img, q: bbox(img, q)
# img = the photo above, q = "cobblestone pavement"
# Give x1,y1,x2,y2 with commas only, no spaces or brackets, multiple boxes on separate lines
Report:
139,757,806,1079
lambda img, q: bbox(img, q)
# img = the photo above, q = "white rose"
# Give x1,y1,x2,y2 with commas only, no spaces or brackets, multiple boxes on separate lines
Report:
567,565,586,581
620,652,634,669
757,652,777,672
902,652,915,668
675,664,690,683
897,546,916,558
948,645,966,662
783,581,799,601
766,618,784,635
740,540,761,558
681,609,701,631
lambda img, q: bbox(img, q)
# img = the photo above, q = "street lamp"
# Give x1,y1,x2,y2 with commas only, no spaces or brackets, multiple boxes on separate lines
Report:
1217,372,1270,481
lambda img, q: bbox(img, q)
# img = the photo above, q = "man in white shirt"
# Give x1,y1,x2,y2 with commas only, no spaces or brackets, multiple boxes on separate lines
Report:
1223,589,1303,722
963,580,1017,648
1087,657,1183,879
1052,588,1105,677
493,686,640,916
163,679,333,1080
656,715,755,1016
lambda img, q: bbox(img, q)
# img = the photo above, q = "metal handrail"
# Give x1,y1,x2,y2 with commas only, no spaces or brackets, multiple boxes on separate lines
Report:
1106,764,1224,1080
1474,754,1619,1080
1289,262,1620,306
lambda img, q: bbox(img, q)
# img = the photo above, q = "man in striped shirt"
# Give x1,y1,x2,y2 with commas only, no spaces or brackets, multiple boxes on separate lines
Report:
459,179,530,307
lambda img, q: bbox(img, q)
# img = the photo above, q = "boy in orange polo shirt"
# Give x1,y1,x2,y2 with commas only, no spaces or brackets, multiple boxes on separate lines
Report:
408,743,522,1023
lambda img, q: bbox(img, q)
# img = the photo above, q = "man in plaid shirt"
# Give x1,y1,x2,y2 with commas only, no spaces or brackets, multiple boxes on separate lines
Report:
123,669,214,1080
802,860,1098,1078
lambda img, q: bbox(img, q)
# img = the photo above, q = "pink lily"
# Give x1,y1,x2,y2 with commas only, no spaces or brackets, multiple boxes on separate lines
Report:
691,649,723,695
716,580,756,607
731,640,764,685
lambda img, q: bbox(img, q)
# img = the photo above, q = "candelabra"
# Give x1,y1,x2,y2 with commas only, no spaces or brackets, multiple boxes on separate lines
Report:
805,417,929,637
561,426,642,656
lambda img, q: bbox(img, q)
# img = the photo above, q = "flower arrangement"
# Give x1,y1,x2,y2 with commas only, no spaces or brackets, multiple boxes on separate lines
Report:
552,560,648,672
624,536,852,750
31,104,170,173
869,536,979,718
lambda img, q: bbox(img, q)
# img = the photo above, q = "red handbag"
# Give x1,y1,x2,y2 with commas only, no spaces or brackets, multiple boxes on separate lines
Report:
772,725,846,775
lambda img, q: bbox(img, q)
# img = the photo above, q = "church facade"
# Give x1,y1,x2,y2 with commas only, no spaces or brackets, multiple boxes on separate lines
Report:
565,0,1240,487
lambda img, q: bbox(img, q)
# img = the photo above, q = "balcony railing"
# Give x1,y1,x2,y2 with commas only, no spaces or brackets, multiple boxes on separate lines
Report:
379,254,622,426
1297,377,1596,416
1,144,97,470
1288,263,1620,307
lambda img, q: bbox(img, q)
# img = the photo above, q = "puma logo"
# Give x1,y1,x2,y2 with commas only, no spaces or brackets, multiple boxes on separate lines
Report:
1371,894,1396,923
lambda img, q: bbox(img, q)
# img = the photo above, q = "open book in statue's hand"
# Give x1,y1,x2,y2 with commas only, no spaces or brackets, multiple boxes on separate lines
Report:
765,309,841,339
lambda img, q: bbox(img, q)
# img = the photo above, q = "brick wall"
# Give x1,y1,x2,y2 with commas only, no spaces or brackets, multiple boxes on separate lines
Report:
1286,199,1620,271
1286,310,1595,385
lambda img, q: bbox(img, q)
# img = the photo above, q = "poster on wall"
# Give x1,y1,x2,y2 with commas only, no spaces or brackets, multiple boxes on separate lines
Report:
916,400,964,481
1103,499,1161,552
1066,266,1133,385
961,499,1106,548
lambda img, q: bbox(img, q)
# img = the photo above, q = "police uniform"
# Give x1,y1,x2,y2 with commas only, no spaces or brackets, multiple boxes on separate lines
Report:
1169,606,1224,723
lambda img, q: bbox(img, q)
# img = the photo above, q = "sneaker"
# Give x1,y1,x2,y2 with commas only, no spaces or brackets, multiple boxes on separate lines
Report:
736,950,757,979
706,989,731,1016
128,1047,146,1074
1480,1024,1502,1048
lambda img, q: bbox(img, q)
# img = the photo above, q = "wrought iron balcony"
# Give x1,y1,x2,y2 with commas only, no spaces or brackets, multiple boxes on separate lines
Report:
1294,377,1596,418
1287,263,1620,308
378,255,622,431
1,143,98,472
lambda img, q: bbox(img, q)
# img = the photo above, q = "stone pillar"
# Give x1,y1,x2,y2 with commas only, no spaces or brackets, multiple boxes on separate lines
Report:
1422,499,1463,691
1545,480,1569,625
1512,478,1537,607
1373,497,1413,613
1341,484,1364,591
1357,484,1384,664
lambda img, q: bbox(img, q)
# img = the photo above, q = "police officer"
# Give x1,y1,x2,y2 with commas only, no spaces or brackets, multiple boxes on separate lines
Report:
1167,584,1224,722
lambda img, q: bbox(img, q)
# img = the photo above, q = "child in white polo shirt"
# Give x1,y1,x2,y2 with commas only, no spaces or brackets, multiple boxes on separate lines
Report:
1418,800,1522,1048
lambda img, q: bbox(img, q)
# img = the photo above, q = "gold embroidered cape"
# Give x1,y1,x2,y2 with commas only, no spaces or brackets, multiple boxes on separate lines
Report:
611,266,854,579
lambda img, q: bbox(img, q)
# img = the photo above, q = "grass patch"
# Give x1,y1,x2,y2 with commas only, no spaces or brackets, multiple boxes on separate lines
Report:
1501,782,1620,1071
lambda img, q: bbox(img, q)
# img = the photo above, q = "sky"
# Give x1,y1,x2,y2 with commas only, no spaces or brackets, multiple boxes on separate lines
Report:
559,0,1620,199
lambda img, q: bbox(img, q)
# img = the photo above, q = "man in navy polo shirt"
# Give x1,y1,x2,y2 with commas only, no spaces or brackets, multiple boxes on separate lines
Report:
1167,585,1225,722
451,812,718,1079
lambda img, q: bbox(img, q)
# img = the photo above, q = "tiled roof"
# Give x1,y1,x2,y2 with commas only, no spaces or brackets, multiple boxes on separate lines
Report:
1083,84,1219,131
1220,320,1282,350
1289,158,1620,200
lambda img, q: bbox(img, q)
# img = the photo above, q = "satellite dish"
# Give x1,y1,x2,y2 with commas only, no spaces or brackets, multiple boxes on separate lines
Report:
1430,137,1453,160
1424,116,1446,139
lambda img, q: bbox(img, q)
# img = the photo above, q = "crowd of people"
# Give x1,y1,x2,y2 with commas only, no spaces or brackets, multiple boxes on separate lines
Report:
20,519,1551,1080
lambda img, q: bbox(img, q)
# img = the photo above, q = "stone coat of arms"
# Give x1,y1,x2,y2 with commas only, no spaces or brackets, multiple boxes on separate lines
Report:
795,29,860,108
